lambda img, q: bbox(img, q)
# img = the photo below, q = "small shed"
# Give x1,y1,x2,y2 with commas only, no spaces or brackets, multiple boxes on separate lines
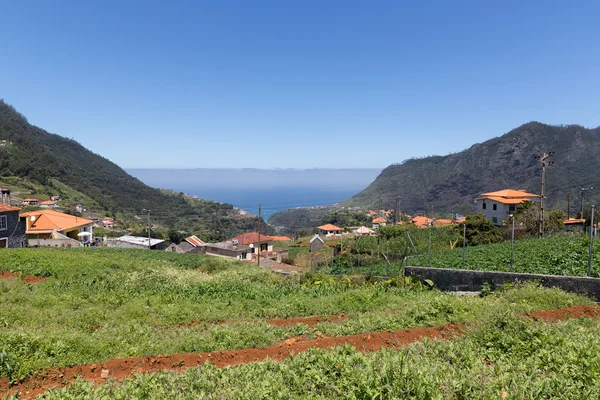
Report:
372,217,388,229
563,218,586,232
309,234,324,252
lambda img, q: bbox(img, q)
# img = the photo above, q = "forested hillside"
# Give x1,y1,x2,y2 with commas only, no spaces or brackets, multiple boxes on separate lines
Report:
0,100,272,240
346,122,600,214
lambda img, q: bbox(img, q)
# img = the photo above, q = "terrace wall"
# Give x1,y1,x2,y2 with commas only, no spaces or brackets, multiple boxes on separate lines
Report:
404,266,600,301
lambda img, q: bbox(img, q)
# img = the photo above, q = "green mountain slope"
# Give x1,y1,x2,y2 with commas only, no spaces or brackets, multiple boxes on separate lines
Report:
346,122,600,214
0,100,272,240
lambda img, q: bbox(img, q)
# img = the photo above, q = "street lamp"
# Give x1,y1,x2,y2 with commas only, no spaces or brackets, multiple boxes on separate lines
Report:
142,209,151,250
581,187,593,217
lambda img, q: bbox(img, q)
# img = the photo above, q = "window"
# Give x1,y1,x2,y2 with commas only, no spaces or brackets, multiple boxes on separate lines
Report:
492,217,498,224
0,238,6,248
0,215,6,231
482,202,487,210
509,205,516,212
492,204,497,211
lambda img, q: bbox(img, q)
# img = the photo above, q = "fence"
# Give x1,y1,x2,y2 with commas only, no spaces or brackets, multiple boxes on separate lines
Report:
312,229,599,279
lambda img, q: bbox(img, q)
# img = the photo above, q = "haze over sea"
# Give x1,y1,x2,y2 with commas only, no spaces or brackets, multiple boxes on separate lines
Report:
128,168,381,220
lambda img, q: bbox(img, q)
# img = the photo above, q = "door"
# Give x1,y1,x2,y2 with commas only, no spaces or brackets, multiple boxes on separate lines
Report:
0,238,7,248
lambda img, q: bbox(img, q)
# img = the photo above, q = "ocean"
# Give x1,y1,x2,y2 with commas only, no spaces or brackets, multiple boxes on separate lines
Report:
127,168,381,221
161,187,359,220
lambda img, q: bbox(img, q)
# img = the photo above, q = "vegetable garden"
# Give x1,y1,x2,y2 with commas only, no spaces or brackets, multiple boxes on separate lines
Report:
1,247,600,398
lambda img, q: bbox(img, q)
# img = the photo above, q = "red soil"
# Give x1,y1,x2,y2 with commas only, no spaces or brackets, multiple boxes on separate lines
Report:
0,270,46,284
1,324,460,398
3,304,599,398
525,304,600,322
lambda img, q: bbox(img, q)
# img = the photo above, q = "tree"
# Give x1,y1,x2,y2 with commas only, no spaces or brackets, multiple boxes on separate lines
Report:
168,229,185,244
506,202,566,237
458,214,503,246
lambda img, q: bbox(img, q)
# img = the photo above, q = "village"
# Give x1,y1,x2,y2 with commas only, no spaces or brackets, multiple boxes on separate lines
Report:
1,185,593,275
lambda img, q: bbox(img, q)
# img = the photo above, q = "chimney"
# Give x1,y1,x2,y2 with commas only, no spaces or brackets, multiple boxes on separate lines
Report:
0,188,10,205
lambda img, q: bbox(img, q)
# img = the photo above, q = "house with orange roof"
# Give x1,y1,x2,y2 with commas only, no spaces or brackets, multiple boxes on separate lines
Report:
317,224,343,237
475,189,540,226
411,216,434,228
372,217,387,229
0,203,26,248
433,218,455,227
40,200,57,209
228,232,274,253
19,209,94,243
21,198,40,206
270,235,292,242
563,218,586,232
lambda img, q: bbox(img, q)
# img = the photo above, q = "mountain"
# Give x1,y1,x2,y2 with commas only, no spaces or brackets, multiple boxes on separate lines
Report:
0,100,273,241
346,122,600,214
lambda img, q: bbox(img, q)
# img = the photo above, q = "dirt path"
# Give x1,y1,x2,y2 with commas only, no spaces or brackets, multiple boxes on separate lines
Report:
2,304,598,398
1,324,460,398
0,270,46,284
525,304,600,322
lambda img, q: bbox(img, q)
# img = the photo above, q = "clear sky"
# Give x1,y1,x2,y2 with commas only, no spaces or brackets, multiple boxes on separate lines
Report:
1,1,599,169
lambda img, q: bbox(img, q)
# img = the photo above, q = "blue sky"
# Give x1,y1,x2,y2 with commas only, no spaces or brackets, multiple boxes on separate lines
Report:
2,1,599,169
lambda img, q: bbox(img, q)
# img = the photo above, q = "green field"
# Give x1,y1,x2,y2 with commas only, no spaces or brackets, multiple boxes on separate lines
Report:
318,232,600,278
0,248,596,398
46,316,600,399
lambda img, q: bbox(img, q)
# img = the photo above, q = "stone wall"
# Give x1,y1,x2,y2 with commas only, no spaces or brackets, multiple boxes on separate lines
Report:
404,266,600,301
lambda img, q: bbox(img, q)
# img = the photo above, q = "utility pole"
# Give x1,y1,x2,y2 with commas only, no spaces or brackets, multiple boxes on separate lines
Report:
257,204,261,267
536,151,555,237
588,205,595,277
394,197,400,224
510,214,515,272
581,187,593,218
462,222,466,268
142,209,151,250
567,192,570,220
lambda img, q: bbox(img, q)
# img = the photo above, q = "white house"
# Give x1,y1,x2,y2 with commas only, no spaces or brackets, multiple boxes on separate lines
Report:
372,217,387,230
317,224,342,237
475,189,540,226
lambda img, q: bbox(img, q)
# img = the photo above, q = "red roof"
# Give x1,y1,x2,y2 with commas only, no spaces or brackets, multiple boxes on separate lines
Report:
229,232,273,244
0,203,20,213
270,236,292,241
563,218,586,225
477,189,540,205
373,217,387,224
185,235,205,247
317,224,342,231
19,209,93,233
412,216,433,228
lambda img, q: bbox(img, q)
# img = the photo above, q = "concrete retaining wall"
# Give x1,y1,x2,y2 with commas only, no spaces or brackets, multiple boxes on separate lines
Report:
404,266,600,301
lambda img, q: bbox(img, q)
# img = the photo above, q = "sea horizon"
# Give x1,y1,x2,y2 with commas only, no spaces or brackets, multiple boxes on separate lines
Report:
128,168,381,221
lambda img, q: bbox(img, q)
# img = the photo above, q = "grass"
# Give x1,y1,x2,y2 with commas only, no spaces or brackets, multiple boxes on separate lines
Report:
0,248,590,383
42,315,600,399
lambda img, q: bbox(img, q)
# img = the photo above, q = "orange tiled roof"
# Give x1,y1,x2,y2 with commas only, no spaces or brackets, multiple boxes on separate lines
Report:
563,218,586,225
373,217,387,224
270,235,292,241
40,200,55,205
0,203,20,213
434,218,454,226
411,216,433,228
19,209,93,233
317,224,342,231
229,232,273,244
477,189,540,205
